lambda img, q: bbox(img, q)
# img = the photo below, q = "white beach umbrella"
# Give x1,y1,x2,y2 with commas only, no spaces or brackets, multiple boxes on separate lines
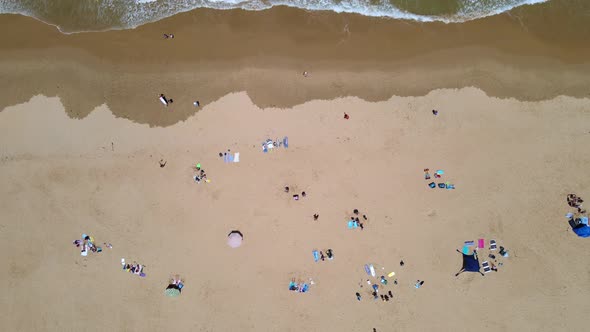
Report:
227,231,243,248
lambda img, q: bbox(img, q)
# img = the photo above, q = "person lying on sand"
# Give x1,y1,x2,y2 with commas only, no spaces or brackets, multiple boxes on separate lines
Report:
159,159,166,168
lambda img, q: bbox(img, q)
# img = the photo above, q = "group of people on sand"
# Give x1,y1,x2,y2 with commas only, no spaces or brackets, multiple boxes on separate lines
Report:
568,194,585,213
73,234,111,256
288,278,310,293
348,209,367,230
194,164,208,183
284,186,306,201
122,261,146,277
166,275,184,292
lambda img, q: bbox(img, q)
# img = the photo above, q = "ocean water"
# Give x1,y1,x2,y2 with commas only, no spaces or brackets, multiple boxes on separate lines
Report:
0,0,549,33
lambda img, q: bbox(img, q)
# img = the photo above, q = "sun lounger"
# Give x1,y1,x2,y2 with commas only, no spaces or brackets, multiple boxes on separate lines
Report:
490,240,497,251
482,261,491,273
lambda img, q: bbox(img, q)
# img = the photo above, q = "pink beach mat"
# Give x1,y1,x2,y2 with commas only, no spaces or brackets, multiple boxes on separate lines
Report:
478,239,485,249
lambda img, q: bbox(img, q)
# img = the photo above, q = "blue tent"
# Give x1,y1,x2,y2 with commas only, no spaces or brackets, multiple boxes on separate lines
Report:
572,224,590,238
455,250,484,276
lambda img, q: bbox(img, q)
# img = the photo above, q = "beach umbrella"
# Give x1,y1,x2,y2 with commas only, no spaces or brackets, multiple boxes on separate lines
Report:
572,225,590,238
164,287,181,297
227,231,243,248
454,250,484,276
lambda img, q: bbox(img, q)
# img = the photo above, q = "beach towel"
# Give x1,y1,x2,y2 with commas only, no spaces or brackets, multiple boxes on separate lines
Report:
313,250,319,262
364,264,372,276
283,136,289,148
347,220,358,229
300,283,309,293
478,239,485,249
464,241,474,246
436,170,444,175
233,153,240,163
490,240,497,251
369,264,376,277
482,261,491,273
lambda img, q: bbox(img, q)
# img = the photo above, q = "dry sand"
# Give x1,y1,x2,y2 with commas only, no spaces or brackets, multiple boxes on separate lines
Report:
1,90,590,331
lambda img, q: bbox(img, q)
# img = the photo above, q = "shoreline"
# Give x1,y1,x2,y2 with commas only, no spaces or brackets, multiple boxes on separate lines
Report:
0,3,589,126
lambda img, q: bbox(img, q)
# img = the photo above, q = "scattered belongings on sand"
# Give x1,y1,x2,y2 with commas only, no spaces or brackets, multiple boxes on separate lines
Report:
222,151,239,163
424,168,455,189
262,137,288,153
313,249,334,262
165,275,184,297
227,230,243,248
566,194,590,237
73,233,103,256
357,263,397,302
456,238,509,277
288,278,311,293
347,209,367,230
159,159,166,168
193,163,210,184
121,258,146,277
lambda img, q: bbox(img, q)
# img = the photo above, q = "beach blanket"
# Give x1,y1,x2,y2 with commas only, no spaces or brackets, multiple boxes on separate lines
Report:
233,153,240,163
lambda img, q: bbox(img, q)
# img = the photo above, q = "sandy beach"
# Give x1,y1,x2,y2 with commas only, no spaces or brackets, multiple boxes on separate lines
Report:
1,89,590,331
1,1,590,331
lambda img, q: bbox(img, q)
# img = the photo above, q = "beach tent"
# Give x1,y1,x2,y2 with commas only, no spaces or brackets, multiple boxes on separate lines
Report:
454,250,484,276
227,230,243,248
572,224,590,238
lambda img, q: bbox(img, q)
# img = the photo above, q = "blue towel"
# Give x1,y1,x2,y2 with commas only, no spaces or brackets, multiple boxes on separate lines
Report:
313,250,319,262
283,136,289,148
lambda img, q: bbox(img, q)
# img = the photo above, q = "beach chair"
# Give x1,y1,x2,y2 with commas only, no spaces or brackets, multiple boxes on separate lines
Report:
490,240,497,251
482,261,492,273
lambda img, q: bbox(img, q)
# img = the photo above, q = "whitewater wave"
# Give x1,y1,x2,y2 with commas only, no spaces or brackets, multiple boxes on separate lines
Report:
0,0,549,33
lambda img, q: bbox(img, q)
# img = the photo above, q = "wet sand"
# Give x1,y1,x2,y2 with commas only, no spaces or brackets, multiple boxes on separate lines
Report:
1,0,590,126
1,90,590,331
